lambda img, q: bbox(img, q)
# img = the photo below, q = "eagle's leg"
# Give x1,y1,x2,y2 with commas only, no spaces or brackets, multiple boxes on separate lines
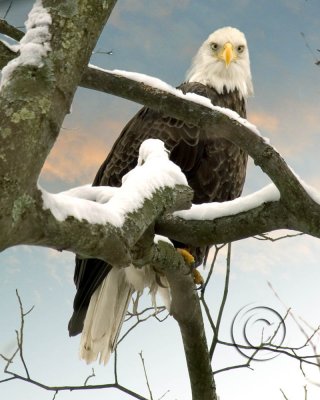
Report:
177,248,204,286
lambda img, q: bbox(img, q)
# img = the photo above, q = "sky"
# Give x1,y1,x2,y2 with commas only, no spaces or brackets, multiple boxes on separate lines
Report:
1,0,320,399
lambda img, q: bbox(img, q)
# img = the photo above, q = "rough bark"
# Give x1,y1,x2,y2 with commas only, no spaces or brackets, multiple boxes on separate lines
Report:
0,3,218,399
0,0,117,249
166,263,217,400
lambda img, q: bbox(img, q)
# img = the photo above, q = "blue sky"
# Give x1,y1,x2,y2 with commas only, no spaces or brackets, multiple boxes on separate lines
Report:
1,0,320,399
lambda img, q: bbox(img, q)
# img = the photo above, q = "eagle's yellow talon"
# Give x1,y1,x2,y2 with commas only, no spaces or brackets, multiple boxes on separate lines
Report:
193,269,204,286
177,248,195,265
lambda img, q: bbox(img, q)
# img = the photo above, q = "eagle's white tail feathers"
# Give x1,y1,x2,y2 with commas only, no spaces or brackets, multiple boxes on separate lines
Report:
80,267,133,364
80,265,171,364
157,284,171,311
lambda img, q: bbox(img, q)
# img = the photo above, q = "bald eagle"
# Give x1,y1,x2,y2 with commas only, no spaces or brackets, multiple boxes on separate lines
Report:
69,26,253,364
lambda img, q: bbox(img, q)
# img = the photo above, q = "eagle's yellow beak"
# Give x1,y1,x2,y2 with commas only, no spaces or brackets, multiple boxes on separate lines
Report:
221,42,235,67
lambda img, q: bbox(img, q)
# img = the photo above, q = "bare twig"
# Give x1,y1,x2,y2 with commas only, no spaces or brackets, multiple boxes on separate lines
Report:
209,243,232,359
158,389,170,400
199,245,225,349
217,338,320,367
0,290,150,400
304,384,308,400
3,0,13,20
119,306,168,345
114,347,119,384
254,232,304,242
280,388,289,400
1,373,150,400
213,345,259,374
15,289,34,379
268,281,320,367
267,307,290,348
92,48,113,55
201,296,218,339
300,32,320,66
84,368,95,386
201,244,226,294
139,351,154,400
126,306,166,319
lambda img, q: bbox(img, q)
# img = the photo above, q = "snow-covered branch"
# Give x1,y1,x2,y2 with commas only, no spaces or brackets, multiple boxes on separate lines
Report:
27,140,193,265
0,0,118,251
0,20,317,216
81,66,313,209
2,8,320,251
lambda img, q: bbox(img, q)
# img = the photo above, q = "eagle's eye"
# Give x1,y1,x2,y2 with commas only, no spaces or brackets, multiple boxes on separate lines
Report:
237,45,245,53
210,42,219,51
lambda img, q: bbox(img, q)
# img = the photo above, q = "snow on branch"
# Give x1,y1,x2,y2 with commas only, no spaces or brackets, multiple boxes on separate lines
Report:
89,64,263,139
0,22,315,212
175,184,280,221
0,0,51,89
28,139,193,266
2,17,320,250
81,65,314,208
39,134,320,252
59,184,119,203
40,139,188,228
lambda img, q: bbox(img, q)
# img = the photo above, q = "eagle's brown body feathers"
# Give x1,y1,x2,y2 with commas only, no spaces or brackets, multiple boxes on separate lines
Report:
69,81,248,337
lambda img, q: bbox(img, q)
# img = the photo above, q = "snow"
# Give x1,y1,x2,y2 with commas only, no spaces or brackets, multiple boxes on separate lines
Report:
302,182,320,204
59,184,119,204
89,64,264,139
154,234,173,246
287,168,320,205
0,40,19,53
0,0,51,89
41,139,188,227
41,135,320,231
175,184,280,221
41,188,123,226
41,139,283,229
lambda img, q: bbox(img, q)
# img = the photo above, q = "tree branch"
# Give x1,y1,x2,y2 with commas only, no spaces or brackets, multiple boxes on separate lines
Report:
80,68,311,203
0,40,17,68
154,241,217,400
2,21,320,249
18,182,192,266
157,200,291,246
0,0,118,247
0,18,24,41
0,31,316,213
209,243,231,359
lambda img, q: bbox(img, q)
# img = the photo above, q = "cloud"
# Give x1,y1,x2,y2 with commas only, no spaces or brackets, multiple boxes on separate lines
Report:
233,232,319,278
249,99,320,168
280,0,303,14
41,130,107,184
249,111,279,133
111,0,191,26
41,121,123,185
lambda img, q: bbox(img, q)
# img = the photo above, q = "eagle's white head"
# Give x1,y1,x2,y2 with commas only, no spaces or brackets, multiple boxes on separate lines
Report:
186,26,253,99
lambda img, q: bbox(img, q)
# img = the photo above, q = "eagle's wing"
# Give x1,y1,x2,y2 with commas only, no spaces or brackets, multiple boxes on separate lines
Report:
69,82,247,337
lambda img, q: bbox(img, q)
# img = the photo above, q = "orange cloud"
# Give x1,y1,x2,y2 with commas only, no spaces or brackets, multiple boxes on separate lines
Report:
41,116,128,185
41,130,110,184
248,111,280,133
